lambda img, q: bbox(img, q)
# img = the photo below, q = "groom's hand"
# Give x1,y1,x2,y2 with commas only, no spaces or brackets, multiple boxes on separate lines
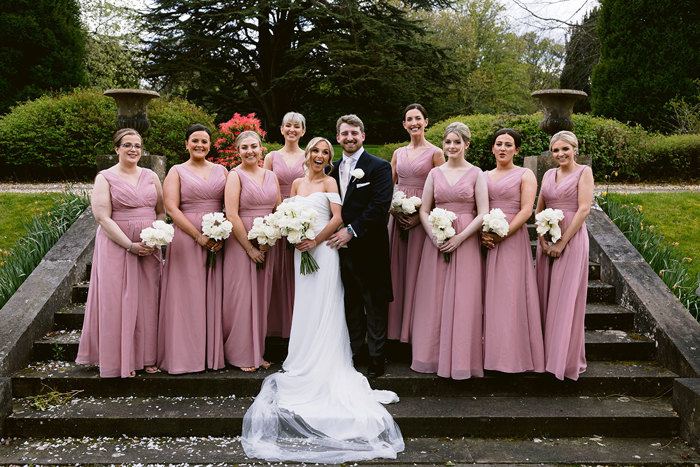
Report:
327,229,352,249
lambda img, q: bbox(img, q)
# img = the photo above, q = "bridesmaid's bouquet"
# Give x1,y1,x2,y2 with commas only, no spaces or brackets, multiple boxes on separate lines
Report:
271,200,319,275
247,214,282,270
482,208,509,238
391,191,422,240
428,207,457,263
535,208,565,243
202,212,233,269
140,220,175,247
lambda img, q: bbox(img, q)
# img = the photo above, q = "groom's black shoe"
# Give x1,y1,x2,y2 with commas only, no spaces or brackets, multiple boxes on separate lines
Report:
368,357,385,378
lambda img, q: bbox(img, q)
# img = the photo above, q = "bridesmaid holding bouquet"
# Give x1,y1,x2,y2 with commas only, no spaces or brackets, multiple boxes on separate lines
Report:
481,128,544,373
263,112,306,338
223,131,282,372
535,131,594,381
387,104,444,343
410,122,488,380
157,124,227,374
76,129,164,378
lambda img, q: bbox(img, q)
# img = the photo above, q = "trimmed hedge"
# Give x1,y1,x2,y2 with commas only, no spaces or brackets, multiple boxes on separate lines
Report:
0,88,217,173
380,113,698,182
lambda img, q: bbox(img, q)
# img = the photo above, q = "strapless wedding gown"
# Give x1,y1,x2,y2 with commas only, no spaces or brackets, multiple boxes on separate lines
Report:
241,191,404,463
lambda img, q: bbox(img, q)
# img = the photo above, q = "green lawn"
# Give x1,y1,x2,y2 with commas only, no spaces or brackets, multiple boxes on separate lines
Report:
607,192,700,279
331,144,383,161
0,193,56,252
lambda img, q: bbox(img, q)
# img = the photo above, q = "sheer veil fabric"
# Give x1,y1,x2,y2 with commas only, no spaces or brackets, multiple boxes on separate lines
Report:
241,191,404,463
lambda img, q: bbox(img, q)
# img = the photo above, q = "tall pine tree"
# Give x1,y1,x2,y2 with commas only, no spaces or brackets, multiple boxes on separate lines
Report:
560,7,599,113
0,0,86,113
591,0,700,130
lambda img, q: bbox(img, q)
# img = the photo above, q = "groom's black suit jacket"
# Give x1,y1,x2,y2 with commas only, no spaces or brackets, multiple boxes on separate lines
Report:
331,150,393,303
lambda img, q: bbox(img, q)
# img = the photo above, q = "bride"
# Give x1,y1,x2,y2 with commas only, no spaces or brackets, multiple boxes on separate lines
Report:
241,137,405,463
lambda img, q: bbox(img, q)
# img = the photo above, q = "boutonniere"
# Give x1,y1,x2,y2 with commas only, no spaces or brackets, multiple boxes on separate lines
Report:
350,168,365,182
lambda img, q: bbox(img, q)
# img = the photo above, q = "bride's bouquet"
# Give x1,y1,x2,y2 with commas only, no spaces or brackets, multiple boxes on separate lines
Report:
247,213,282,270
482,208,509,238
139,220,175,247
428,207,457,263
391,191,422,240
535,208,564,243
272,200,319,275
202,212,233,269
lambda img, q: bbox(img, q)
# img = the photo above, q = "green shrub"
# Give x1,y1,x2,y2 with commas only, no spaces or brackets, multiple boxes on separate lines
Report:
0,88,217,171
643,134,700,180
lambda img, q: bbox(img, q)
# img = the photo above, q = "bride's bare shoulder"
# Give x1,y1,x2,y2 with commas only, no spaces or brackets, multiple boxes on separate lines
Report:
323,176,339,194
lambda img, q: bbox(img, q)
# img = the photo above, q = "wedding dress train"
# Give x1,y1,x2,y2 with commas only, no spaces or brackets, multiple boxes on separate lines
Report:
241,191,404,463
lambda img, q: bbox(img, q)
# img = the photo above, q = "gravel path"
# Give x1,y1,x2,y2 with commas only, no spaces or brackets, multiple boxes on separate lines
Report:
0,182,698,195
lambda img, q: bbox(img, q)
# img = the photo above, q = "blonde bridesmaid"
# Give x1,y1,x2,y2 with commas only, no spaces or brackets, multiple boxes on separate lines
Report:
263,112,306,338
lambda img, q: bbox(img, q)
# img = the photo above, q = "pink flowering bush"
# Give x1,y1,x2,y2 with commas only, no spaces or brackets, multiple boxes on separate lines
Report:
210,113,268,169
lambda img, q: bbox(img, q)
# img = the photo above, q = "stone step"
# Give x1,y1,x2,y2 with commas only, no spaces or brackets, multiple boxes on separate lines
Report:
6,394,678,438
33,329,655,363
71,282,89,303
0,435,697,465
53,304,85,330
12,360,675,398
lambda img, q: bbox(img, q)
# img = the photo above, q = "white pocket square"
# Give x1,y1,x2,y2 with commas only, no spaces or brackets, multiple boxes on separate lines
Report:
356,182,370,188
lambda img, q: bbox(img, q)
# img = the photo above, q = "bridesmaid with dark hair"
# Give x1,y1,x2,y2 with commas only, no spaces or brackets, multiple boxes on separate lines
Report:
535,130,594,381
387,104,444,343
76,128,164,378
263,112,306,339
157,124,227,374
481,128,544,374
223,131,282,372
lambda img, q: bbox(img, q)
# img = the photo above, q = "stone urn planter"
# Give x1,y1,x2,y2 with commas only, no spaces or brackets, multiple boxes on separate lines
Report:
97,89,166,181
525,89,590,185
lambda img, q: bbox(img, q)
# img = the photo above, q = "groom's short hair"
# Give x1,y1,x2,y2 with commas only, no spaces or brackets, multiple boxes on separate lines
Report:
336,114,364,134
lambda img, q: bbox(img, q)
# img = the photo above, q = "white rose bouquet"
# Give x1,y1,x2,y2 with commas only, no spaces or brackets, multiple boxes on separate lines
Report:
201,212,233,269
272,200,319,275
428,207,457,262
139,220,175,247
482,208,510,238
391,191,423,240
247,214,282,270
535,208,565,243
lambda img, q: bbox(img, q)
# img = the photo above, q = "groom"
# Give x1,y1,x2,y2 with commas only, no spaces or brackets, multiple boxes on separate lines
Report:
327,114,393,378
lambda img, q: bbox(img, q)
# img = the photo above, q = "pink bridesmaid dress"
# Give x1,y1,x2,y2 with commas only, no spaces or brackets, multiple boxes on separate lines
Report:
267,151,304,338
410,166,484,380
536,165,589,381
157,164,227,374
483,167,545,373
387,146,434,342
76,169,162,378
222,167,278,368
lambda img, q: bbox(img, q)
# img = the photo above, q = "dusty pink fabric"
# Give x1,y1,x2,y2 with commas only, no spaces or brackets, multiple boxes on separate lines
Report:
222,168,278,368
410,166,484,380
76,169,161,378
387,146,434,342
157,164,227,374
267,151,304,338
483,167,545,373
536,165,589,381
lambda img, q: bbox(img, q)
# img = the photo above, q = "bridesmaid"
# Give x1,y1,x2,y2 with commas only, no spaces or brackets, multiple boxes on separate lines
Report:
387,104,444,343
223,130,282,372
263,111,306,338
76,128,164,378
535,130,594,381
157,124,227,374
481,128,544,373
410,122,488,380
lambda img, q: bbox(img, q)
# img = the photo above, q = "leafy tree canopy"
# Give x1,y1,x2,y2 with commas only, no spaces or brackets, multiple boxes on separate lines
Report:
560,7,599,112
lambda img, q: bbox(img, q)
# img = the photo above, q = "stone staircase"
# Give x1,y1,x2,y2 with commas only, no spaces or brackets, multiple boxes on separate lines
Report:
1,225,699,465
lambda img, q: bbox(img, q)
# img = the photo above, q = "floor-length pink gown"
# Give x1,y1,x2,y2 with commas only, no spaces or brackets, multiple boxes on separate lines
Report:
76,169,162,378
483,167,545,373
536,165,589,381
410,166,484,380
157,163,227,374
222,168,278,368
387,146,434,342
267,151,304,338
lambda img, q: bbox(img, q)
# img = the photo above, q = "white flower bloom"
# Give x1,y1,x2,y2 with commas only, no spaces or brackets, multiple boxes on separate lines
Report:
202,212,233,241
351,168,365,179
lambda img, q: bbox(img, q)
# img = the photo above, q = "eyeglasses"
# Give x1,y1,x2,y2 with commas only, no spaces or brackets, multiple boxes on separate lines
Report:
120,143,143,150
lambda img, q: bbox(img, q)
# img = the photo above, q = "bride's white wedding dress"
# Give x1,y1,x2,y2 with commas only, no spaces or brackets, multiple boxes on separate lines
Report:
241,191,404,463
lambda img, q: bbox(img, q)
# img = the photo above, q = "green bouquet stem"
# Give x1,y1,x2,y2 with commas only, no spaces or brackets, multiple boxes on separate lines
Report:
443,252,451,263
207,250,217,269
300,251,320,275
